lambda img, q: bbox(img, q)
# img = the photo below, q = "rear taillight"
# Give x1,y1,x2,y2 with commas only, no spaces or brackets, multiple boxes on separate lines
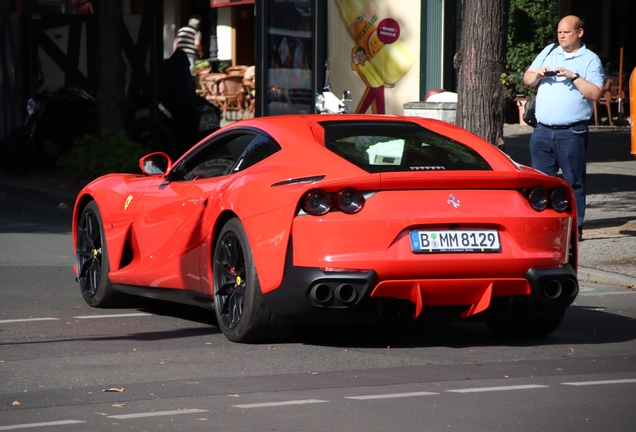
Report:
526,186,570,212
550,187,570,212
301,188,365,216
302,189,331,215
527,186,548,211
333,188,365,214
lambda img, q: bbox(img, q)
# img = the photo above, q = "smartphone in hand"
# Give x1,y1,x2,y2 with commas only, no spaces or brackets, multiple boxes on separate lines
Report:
544,70,558,76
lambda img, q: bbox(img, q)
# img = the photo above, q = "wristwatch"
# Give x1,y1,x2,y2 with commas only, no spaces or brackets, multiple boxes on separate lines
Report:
571,73,580,82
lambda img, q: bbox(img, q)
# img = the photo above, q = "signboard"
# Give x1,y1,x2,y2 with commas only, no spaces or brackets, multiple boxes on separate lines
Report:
211,0,254,8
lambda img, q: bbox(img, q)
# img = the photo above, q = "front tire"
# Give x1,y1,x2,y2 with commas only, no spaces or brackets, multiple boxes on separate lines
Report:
76,201,129,307
213,218,293,343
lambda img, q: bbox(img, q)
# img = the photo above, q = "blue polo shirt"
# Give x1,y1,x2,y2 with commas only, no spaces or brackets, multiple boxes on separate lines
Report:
529,43,604,126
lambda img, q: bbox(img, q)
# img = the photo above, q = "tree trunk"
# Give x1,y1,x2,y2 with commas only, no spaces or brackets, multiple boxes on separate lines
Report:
94,0,124,134
455,0,510,149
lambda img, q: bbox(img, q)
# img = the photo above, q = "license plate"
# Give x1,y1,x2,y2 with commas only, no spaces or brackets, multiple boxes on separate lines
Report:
410,230,500,253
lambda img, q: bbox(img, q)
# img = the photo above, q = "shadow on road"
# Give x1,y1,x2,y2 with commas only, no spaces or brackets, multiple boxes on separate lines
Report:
292,305,636,349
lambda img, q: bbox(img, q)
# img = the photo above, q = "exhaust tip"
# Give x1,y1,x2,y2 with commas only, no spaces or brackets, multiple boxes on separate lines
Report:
309,283,333,304
544,280,562,300
335,283,357,304
561,278,579,298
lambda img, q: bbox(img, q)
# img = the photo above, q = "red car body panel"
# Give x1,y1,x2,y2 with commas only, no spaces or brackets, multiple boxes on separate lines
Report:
72,114,578,324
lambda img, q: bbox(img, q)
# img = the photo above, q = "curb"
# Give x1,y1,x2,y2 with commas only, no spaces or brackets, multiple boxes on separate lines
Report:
577,266,636,289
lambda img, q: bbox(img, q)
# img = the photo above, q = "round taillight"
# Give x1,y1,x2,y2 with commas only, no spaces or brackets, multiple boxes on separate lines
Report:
333,188,365,214
302,189,331,215
528,186,548,211
550,187,570,212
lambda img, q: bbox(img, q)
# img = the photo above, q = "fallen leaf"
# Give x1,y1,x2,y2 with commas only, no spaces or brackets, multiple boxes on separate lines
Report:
12,401,20,406
112,403,125,408
103,387,125,392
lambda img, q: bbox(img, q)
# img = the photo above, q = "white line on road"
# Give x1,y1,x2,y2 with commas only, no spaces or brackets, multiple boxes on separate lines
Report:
562,379,636,386
0,318,59,324
233,399,328,409
346,391,439,400
73,313,153,319
108,409,208,419
446,384,549,393
0,420,85,430
578,291,635,296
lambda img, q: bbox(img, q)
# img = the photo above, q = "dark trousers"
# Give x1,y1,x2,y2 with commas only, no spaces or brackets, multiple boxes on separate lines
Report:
529,122,588,232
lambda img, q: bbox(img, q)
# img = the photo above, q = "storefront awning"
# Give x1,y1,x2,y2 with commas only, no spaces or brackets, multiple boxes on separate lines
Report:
211,0,254,7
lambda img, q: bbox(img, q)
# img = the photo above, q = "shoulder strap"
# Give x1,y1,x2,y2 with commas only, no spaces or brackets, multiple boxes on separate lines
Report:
543,43,558,63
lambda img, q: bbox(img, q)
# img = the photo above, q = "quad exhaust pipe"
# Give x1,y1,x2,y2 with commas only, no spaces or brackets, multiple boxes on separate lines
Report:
541,278,578,301
309,282,358,306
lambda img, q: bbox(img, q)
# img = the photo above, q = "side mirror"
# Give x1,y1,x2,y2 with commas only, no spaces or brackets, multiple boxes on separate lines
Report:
342,90,352,102
139,152,172,175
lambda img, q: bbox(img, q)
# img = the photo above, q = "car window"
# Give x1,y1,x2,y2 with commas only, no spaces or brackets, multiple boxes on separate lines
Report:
232,135,281,173
176,133,256,180
320,120,492,173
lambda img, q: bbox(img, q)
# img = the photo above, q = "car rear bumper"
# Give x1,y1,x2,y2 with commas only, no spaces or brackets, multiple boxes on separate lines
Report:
263,264,578,324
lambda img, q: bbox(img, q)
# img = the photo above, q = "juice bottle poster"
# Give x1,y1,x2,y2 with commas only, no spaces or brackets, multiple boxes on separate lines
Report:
332,0,418,114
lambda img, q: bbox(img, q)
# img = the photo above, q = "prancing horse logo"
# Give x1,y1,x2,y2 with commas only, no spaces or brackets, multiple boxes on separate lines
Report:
447,193,460,209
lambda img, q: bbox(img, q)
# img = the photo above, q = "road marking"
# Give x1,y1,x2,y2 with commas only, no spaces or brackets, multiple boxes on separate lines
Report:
108,409,208,419
233,399,328,409
562,379,636,386
0,318,59,324
73,313,153,319
346,391,439,400
578,291,634,296
0,420,85,430
446,384,548,393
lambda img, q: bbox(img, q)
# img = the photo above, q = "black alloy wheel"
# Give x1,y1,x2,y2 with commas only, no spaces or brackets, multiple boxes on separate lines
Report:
213,218,293,343
76,201,128,307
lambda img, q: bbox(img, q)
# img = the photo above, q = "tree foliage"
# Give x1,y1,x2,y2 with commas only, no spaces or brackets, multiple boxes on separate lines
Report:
505,0,559,96
58,132,145,179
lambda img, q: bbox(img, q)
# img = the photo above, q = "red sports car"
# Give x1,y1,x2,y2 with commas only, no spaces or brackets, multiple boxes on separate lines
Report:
72,114,578,343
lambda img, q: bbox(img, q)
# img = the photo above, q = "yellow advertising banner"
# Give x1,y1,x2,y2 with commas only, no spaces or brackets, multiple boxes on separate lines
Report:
328,0,420,115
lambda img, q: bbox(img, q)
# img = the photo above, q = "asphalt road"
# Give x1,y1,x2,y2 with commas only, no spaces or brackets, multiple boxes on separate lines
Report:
1,196,636,431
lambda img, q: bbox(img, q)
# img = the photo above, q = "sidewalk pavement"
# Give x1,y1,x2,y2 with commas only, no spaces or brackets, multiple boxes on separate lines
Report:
1,123,635,289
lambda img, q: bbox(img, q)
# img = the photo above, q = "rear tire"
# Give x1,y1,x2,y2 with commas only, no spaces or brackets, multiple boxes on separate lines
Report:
76,201,131,307
213,218,293,343
485,309,566,338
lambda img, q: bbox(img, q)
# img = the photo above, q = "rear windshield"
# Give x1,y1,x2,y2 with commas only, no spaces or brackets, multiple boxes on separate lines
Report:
321,121,491,173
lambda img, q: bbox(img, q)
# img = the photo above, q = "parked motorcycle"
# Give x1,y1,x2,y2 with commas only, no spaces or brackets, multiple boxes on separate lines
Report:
315,68,352,114
0,79,177,175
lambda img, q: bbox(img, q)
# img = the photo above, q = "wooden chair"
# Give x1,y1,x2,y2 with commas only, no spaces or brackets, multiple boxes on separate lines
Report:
225,65,248,76
242,78,255,116
594,76,625,126
201,73,225,102
216,75,244,121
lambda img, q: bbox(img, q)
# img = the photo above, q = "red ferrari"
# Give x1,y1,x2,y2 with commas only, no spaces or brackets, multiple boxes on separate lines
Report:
73,114,579,343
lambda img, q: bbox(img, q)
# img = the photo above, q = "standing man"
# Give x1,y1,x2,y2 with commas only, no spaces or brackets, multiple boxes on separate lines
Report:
523,15,604,239
174,16,204,71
